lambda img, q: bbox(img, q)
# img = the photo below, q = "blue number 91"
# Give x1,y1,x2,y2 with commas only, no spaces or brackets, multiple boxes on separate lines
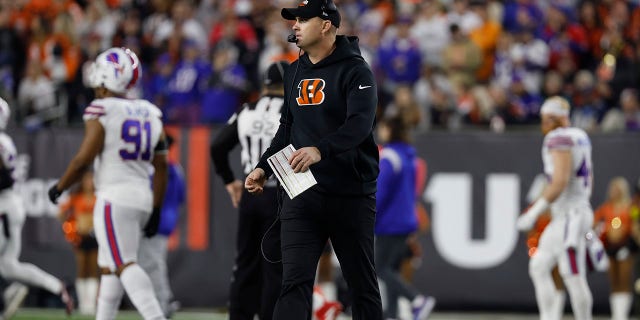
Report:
119,119,151,161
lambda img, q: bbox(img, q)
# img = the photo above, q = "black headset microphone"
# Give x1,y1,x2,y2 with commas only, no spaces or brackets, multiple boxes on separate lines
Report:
287,33,298,43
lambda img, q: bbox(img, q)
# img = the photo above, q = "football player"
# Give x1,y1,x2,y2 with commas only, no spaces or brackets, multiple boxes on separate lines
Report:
48,47,168,320
0,97,74,316
517,96,595,320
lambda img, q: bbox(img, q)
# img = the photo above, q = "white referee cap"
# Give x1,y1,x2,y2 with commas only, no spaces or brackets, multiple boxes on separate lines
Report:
540,96,570,116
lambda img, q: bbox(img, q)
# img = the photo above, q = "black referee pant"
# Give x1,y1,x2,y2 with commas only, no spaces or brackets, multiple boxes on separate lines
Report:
229,187,282,320
272,188,383,320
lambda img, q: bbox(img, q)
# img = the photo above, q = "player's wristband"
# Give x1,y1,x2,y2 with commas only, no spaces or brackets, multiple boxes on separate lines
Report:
527,198,550,219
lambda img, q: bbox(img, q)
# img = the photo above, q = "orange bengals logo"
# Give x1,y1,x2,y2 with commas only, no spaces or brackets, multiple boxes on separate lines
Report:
296,79,326,106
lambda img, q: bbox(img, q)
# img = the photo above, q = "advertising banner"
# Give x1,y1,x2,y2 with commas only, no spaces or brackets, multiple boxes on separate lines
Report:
12,128,640,310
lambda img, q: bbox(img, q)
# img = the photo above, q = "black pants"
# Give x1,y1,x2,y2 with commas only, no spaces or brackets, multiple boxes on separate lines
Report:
229,187,282,320
375,235,418,318
272,189,383,320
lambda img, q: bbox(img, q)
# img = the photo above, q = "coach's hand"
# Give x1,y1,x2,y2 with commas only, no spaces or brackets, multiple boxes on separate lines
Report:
289,147,321,173
144,207,161,238
48,183,63,204
245,168,266,195
226,180,244,208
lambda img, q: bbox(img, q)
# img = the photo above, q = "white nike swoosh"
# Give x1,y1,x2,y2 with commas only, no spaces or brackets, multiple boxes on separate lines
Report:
359,85,372,89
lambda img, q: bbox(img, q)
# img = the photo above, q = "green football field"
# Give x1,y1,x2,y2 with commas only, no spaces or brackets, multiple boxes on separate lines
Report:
12,308,226,320
9,309,614,320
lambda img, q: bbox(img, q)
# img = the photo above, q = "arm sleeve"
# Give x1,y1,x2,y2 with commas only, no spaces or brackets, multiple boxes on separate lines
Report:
313,63,378,159
210,115,240,185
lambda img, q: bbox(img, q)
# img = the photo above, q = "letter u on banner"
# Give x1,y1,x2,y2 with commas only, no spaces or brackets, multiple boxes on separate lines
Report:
425,173,519,269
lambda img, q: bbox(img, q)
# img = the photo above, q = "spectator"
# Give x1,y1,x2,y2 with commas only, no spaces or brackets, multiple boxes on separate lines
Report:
165,39,210,124
413,65,456,129
16,60,57,129
468,0,501,83
377,15,422,104
506,74,542,123
142,0,172,50
111,8,143,51
446,0,481,34
489,82,517,126
208,5,258,52
410,1,450,67
510,26,550,95
491,31,516,91
48,12,81,84
601,88,640,132
0,7,24,97
375,115,436,319
258,9,298,74
208,5,259,86
441,23,481,96
570,70,604,132
78,0,120,51
577,0,605,69
201,41,248,124
144,52,174,116
502,0,543,34
541,70,566,100
58,170,98,315
384,85,425,132
595,177,636,320
596,15,640,108
540,5,588,72
154,0,208,53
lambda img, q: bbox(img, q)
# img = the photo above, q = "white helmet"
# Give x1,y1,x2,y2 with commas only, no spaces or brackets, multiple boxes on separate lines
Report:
88,47,141,93
0,97,10,131
540,96,570,117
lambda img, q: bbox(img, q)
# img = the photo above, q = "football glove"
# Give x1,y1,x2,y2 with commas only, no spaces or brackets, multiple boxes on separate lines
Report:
48,184,63,204
516,212,538,232
144,207,161,238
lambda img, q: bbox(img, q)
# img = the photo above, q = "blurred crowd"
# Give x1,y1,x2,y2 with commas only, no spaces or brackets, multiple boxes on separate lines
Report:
0,0,640,132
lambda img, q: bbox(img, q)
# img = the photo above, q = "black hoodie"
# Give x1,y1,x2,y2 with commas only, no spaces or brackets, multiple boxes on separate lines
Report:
256,35,379,195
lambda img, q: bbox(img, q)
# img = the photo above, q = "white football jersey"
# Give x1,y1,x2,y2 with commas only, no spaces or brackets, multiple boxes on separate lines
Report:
542,127,593,211
0,133,17,175
83,97,164,211
236,95,284,177
0,132,18,198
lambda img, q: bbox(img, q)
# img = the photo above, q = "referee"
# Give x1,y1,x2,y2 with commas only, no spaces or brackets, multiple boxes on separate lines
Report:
245,0,383,318
210,61,289,320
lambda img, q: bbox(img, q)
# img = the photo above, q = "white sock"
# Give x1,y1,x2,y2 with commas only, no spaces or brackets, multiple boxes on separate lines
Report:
530,270,557,320
610,292,632,320
551,290,565,319
120,264,165,320
563,275,592,320
96,274,124,320
86,278,99,314
76,279,88,314
411,295,427,308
